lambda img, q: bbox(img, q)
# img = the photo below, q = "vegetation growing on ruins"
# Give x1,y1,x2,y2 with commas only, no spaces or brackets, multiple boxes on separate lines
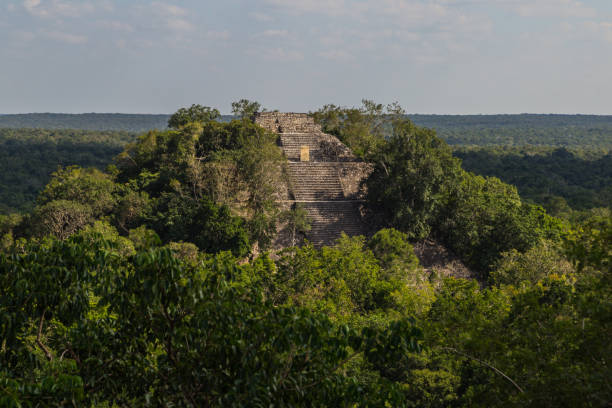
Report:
1,102,610,406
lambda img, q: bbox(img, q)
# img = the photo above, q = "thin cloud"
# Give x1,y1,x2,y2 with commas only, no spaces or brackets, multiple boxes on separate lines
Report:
9,30,36,44
151,2,187,17
249,47,304,62
512,0,596,19
138,3,196,35
23,0,44,15
265,0,348,16
318,49,354,61
265,0,598,24
206,30,231,41
45,30,88,44
97,20,135,32
265,0,451,22
584,21,612,43
249,11,274,22
23,0,97,18
166,18,195,32
261,29,289,37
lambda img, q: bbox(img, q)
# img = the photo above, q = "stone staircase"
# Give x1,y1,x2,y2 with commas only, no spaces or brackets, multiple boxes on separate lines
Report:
300,202,365,246
280,133,323,161
255,112,371,247
288,163,344,201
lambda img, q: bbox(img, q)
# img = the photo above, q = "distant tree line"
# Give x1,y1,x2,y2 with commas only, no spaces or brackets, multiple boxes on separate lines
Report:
0,113,234,132
0,113,171,132
409,114,612,148
410,113,612,128
2,112,611,147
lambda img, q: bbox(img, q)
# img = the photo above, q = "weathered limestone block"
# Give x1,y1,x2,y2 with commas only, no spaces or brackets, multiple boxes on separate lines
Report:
255,112,322,133
337,163,373,199
300,145,310,162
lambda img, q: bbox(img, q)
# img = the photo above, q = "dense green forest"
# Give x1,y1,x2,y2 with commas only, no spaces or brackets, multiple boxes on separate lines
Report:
1,102,610,406
0,128,132,213
0,113,240,131
0,113,170,132
456,147,612,213
410,114,612,148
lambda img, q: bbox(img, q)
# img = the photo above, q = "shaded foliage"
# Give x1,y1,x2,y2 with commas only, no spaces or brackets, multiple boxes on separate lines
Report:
0,128,132,214
366,117,461,240
455,147,612,212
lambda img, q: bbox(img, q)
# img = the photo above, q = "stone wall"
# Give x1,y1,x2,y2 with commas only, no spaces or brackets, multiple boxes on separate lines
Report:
317,133,357,162
255,112,322,133
337,162,372,199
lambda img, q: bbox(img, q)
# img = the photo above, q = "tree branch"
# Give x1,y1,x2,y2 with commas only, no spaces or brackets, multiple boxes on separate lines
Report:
36,309,53,361
440,347,524,394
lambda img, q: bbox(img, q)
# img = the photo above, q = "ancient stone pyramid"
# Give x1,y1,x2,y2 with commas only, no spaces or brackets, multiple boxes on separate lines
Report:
255,112,371,247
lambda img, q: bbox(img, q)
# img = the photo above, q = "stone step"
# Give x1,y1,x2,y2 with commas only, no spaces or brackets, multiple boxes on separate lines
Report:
291,189,343,193
280,134,327,160
292,194,344,200
287,162,344,202
281,145,320,151
290,181,341,185
296,201,368,245
288,179,342,184
281,143,321,149
281,135,323,141
281,139,321,144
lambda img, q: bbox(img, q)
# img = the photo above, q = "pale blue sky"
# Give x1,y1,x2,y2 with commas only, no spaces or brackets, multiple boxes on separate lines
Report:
1,0,611,114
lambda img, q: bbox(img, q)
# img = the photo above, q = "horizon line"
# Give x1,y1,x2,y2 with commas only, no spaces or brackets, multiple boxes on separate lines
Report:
2,112,612,116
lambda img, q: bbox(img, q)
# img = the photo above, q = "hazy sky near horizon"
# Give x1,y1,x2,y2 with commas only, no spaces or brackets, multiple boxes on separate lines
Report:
1,0,611,114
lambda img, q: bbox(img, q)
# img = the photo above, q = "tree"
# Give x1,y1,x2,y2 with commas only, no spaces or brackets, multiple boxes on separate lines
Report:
231,99,263,119
564,209,611,273
491,240,574,286
280,203,311,246
438,171,564,272
114,113,287,253
31,199,93,239
37,166,117,217
367,228,421,282
0,236,120,406
310,99,394,159
167,104,220,129
366,118,461,240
